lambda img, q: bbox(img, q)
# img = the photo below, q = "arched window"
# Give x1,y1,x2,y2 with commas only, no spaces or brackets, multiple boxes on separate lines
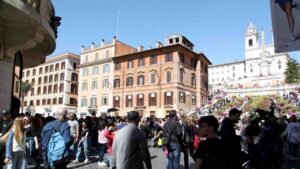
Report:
137,75,145,85
248,39,253,47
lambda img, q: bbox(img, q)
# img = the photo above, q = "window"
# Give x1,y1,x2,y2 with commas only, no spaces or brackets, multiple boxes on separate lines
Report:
192,95,197,105
93,66,99,75
48,85,52,94
30,100,34,106
232,66,235,71
113,96,120,107
39,67,43,74
33,69,36,76
149,93,157,106
249,39,253,47
103,64,109,73
24,101,27,106
82,82,88,91
151,73,156,84
61,62,65,69
44,76,48,84
26,70,30,77
114,78,120,88
37,87,41,95
150,55,157,64
71,84,77,94
179,52,185,64
102,79,109,88
164,91,173,105
70,98,77,106
42,99,46,105
126,77,133,86
191,74,196,87
126,95,133,107
101,97,108,106
60,73,64,81
59,83,64,92
31,78,35,85
36,100,40,106
138,57,144,66
165,53,173,62
55,63,59,71
71,73,78,81
169,39,173,44
85,55,88,63
175,38,179,43
73,63,77,70
166,71,172,82
95,53,98,61
45,66,48,73
137,75,144,85
92,80,98,90
90,97,97,107
38,77,42,85
59,97,63,104
180,69,184,83
137,94,144,107
114,62,121,70
53,98,57,105
179,92,186,103
47,99,51,105
50,65,53,72
43,86,47,94
30,88,34,96
278,60,281,69
49,75,53,83
82,68,89,77
191,59,197,68
54,74,58,82
105,50,110,58
53,84,58,93
127,59,134,69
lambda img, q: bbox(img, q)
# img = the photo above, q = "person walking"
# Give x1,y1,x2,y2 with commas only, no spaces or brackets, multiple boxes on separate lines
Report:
111,111,152,169
286,115,300,160
0,117,25,169
41,108,72,169
105,125,117,168
163,110,183,169
73,121,89,163
98,117,108,166
67,113,79,160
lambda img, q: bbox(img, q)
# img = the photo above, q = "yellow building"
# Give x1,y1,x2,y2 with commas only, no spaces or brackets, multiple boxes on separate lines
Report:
0,0,60,115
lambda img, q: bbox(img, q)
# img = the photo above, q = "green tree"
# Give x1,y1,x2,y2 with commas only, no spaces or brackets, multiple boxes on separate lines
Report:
285,58,300,84
20,81,32,113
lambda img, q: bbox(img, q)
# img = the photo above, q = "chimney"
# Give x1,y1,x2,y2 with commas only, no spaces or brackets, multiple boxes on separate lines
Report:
113,36,116,44
81,45,85,52
137,45,144,52
156,41,163,48
91,42,95,49
101,39,105,46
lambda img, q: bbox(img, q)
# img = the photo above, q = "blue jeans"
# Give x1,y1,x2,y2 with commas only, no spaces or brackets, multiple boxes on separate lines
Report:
98,143,107,162
76,138,89,160
7,151,24,169
22,138,38,169
107,155,112,169
166,143,181,169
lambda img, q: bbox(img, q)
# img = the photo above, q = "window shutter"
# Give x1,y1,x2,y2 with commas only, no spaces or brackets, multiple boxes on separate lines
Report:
164,92,167,105
170,92,173,104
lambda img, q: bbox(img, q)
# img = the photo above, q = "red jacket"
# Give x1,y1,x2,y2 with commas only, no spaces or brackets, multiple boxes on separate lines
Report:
104,130,115,155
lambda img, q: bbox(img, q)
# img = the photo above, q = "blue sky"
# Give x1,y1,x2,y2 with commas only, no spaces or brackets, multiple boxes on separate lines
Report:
51,0,300,64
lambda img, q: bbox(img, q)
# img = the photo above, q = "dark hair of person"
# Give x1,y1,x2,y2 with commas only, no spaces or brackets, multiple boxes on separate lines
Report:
127,111,140,122
168,110,177,118
229,108,242,116
98,117,107,130
198,115,219,132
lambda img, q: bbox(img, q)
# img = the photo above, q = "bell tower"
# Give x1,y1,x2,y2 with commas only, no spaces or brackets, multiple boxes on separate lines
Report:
245,23,259,59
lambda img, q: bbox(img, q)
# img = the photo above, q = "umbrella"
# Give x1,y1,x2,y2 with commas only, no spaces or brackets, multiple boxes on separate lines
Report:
107,108,118,112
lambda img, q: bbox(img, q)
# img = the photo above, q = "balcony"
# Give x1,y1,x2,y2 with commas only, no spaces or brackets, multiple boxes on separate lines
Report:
0,0,60,68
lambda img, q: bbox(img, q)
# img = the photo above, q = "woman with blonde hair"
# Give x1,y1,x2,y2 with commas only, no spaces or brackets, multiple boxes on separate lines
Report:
0,117,25,169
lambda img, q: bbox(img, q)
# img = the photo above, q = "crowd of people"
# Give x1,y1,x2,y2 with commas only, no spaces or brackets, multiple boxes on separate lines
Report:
0,104,298,169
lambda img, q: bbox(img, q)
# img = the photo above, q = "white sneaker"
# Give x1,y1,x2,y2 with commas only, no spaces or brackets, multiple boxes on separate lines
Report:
84,159,89,163
98,161,107,166
73,159,79,163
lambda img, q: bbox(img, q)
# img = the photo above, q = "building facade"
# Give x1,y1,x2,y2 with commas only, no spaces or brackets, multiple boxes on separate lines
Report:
112,35,211,118
0,0,60,115
209,23,290,96
22,53,80,116
77,37,135,116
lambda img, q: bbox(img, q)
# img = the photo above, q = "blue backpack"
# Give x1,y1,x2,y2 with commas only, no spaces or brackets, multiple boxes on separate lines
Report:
47,122,68,168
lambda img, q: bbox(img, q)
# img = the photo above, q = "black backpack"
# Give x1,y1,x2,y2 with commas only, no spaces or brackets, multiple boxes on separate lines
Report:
183,125,194,146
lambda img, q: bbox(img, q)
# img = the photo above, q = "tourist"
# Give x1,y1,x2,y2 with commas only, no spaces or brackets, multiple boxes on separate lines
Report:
73,121,89,163
0,110,14,137
98,117,108,166
0,117,25,169
105,125,117,168
67,113,79,160
111,111,152,169
163,110,182,169
194,115,228,169
41,108,72,169
286,115,300,160
181,115,196,169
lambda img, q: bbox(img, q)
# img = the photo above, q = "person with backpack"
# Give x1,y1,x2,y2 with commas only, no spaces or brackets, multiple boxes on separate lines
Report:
163,110,182,169
0,117,25,169
194,115,228,169
285,115,300,160
181,115,196,169
41,108,72,169
73,121,89,163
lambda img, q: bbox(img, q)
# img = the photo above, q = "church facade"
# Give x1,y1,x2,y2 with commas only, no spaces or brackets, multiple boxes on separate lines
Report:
208,23,291,96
